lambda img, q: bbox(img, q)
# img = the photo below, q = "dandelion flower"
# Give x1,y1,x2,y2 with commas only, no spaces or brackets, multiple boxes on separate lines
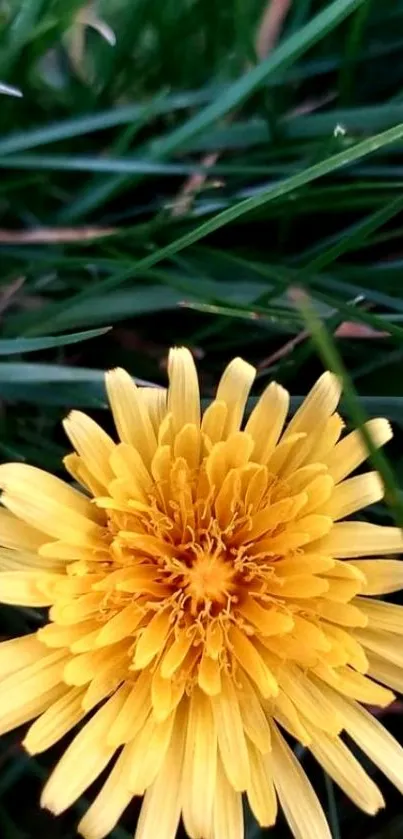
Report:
0,348,403,839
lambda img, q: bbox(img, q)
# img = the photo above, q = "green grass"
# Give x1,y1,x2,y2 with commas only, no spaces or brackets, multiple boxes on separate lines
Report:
1,0,403,837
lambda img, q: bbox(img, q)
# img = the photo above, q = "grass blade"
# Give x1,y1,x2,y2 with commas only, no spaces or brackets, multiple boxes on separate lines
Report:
13,120,403,336
0,327,110,355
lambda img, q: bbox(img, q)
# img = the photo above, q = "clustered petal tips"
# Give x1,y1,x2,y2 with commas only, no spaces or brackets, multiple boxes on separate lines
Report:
0,347,402,839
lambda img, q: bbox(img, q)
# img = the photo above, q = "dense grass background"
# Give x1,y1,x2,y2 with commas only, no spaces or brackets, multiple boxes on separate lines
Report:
1,0,403,837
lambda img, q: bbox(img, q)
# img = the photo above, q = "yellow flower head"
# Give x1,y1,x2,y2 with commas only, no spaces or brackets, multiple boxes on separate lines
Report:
0,348,403,839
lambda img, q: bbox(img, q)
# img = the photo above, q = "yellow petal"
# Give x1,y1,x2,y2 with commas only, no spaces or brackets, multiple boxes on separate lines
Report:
274,554,334,576
106,670,152,746
246,741,277,827
0,633,46,679
201,400,228,445
198,651,221,696
38,620,99,649
173,423,201,469
63,411,114,488
322,687,403,795
213,757,243,839
308,413,344,462
265,433,306,476
245,381,289,463
64,452,105,498
95,603,143,647
286,464,327,494
291,616,331,652
349,559,403,595
279,665,342,735
105,367,157,463
151,668,176,722
0,508,46,551
0,546,57,572
367,652,403,694
240,493,307,543
270,721,332,839
63,647,120,686
128,710,175,793
300,474,334,515
167,347,200,433
314,522,403,557
39,541,108,562
49,591,104,625
323,418,392,483
134,702,186,839
216,356,256,437
24,686,86,754
356,597,403,634
314,664,394,708
82,665,127,713
237,672,272,753
1,486,103,548
182,687,217,839
307,724,384,815
78,742,136,839
313,598,368,628
0,649,69,727
322,623,368,673
324,559,365,582
0,463,98,520
354,627,403,668
0,682,66,737
133,609,172,669
41,687,126,815
0,570,61,606
109,442,152,501
237,597,294,636
272,688,311,746
322,576,363,602
212,670,250,791
283,372,341,441
229,626,278,698
160,627,195,679
140,386,167,432
323,472,384,520
205,432,254,489
266,573,330,598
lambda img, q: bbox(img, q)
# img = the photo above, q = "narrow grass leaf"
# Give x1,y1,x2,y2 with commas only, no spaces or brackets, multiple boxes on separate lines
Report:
15,121,403,336
0,327,110,355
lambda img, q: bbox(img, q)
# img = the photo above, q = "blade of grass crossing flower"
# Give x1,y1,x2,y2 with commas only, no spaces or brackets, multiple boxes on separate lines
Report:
14,120,403,336
296,292,403,527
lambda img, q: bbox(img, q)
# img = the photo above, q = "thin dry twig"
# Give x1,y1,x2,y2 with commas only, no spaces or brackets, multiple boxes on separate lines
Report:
257,329,309,370
0,226,116,244
171,152,220,217
256,0,292,58
0,276,25,316
257,288,388,371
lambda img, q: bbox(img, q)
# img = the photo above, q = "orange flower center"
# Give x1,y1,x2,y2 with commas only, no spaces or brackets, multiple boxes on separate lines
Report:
184,549,236,611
